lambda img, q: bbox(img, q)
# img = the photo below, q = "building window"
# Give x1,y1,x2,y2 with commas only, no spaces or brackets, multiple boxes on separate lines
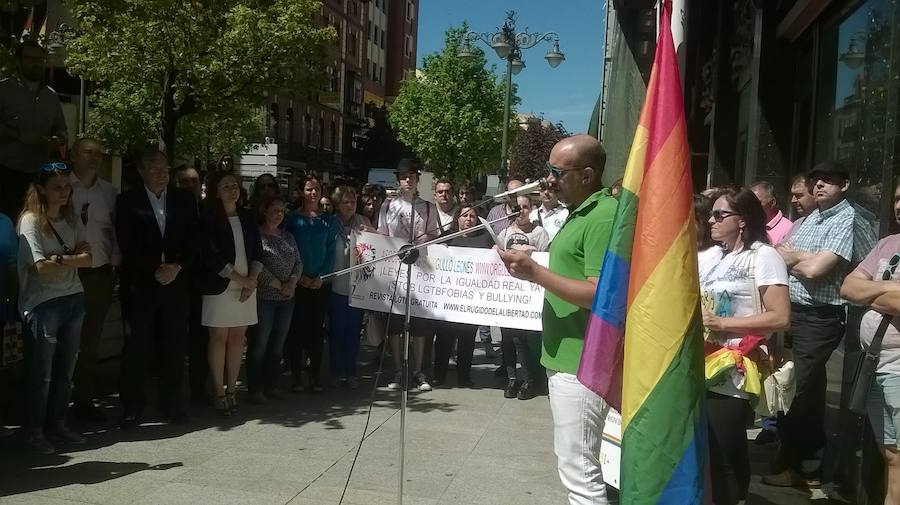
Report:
380,30,384,49
405,35,411,56
318,117,325,148
406,1,413,20
367,20,372,41
349,33,357,56
330,121,338,151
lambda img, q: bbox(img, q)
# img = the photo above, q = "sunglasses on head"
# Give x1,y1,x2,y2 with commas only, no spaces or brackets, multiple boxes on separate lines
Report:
710,209,741,222
41,162,70,172
883,254,900,280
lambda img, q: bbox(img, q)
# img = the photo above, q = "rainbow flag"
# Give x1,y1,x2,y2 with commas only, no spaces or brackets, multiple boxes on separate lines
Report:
577,1,706,503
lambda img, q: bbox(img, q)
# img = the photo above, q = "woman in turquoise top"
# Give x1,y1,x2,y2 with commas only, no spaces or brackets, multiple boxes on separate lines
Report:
283,172,337,392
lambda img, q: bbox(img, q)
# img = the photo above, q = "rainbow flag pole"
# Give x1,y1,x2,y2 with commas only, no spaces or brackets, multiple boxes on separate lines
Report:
577,1,706,503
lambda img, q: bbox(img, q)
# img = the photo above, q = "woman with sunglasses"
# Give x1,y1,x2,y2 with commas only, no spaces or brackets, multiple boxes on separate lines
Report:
841,180,900,503
17,162,93,454
698,185,790,505
200,171,263,415
248,173,280,211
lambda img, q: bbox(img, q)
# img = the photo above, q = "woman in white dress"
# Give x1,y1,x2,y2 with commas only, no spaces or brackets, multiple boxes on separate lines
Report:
200,172,263,415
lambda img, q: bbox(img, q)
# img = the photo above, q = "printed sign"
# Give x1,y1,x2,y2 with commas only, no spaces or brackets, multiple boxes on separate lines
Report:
349,231,547,331
600,409,622,489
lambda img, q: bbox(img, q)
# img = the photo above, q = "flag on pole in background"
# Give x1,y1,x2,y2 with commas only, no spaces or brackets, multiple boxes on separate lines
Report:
577,0,706,503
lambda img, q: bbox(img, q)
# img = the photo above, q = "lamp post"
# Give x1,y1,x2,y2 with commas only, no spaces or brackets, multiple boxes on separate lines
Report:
46,22,86,135
458,10,564,182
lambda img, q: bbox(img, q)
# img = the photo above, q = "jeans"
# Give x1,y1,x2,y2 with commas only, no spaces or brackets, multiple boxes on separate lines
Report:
507,328,543,384
248,298,294,394
707,392,751,505
24,293,85,429
72,266,115,404
289,285,329,387
478,325,492,344
779,304,845,473
548,370,610,505
328,294,363,378
434,321,476,383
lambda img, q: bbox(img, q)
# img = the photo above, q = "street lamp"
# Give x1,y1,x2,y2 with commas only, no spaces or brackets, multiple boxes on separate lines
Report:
46,22,87,135
459,11,564,181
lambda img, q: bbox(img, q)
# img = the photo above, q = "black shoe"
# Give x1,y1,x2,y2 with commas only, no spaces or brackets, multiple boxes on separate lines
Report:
119,413,142,429
517,382,536,400
73,402,107,423
755,429,778,446
504,380,519,399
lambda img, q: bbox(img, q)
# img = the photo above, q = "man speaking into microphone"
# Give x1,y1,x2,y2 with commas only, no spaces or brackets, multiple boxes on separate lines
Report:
498,134,616,504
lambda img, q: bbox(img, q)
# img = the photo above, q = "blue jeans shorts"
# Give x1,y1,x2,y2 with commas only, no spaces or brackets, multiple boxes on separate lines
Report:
868,371,900,448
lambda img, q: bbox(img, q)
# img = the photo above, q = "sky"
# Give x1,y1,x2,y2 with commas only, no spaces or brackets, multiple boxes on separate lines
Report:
416,0,606,133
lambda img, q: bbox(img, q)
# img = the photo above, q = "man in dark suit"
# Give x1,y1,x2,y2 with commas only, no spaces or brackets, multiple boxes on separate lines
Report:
115,148,199,426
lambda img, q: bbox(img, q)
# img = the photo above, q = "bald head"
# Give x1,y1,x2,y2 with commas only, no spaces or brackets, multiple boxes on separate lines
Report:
548,135,608,207
507,179,524,192
550,135,606,180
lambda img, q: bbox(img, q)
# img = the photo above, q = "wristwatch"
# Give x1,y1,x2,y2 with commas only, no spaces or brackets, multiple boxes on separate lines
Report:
53,254,63,264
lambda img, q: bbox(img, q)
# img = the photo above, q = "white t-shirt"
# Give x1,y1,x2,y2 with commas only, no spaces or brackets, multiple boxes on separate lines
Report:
17,213,86,316
698,242,789,398
436,205,457,234
377,196,439,245
498,224,550,253
529,205,569,241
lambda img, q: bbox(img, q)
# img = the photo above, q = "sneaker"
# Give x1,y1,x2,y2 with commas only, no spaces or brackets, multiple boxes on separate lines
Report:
448,357,457,370
414,372,432,392
250,392,267,404
387,372,402,390
347,377,360,389
504,380,519,399
25,435,55,455
517,382,536,400
762,469,808,488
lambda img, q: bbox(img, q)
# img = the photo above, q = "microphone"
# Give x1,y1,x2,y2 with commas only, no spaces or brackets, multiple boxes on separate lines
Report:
492,178,548,201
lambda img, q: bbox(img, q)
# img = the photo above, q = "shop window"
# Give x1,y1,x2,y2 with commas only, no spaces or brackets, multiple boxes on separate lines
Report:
814,0,893,221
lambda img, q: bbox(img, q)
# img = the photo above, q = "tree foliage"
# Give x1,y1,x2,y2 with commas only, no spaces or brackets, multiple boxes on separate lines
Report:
389,24,517,180
508,117,569,182
359,105,412,168
64,0,333,161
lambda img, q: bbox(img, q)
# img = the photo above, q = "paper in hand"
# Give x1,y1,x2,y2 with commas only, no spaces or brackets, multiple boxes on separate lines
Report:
480,217,505,250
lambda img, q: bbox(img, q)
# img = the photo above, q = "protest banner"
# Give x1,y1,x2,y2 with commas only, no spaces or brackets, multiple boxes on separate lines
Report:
349,231,547,331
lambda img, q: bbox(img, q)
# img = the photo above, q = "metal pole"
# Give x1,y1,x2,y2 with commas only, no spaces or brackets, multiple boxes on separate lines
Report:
398,198,417,505
500,57,513,181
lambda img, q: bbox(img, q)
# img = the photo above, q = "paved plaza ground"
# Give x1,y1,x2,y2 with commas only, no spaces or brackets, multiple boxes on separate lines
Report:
0,343,853,504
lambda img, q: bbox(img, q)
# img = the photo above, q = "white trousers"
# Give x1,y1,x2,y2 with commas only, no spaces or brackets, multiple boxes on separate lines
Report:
548,370,610,505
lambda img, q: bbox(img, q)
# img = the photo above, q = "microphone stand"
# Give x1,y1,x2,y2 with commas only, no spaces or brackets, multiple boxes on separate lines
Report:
321,210,519,505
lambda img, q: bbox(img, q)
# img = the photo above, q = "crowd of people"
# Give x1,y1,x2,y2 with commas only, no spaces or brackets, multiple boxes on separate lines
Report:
0,133,575,456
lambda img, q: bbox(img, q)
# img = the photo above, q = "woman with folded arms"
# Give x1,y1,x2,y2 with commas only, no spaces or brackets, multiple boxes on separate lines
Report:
18,162,93,453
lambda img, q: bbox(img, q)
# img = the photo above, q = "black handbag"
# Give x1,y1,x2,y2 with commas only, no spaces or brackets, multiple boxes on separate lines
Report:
848,315,892,415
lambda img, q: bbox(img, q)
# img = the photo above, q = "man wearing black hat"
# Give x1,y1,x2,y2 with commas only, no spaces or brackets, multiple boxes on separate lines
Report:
377,159,439,392
766,163,876,487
